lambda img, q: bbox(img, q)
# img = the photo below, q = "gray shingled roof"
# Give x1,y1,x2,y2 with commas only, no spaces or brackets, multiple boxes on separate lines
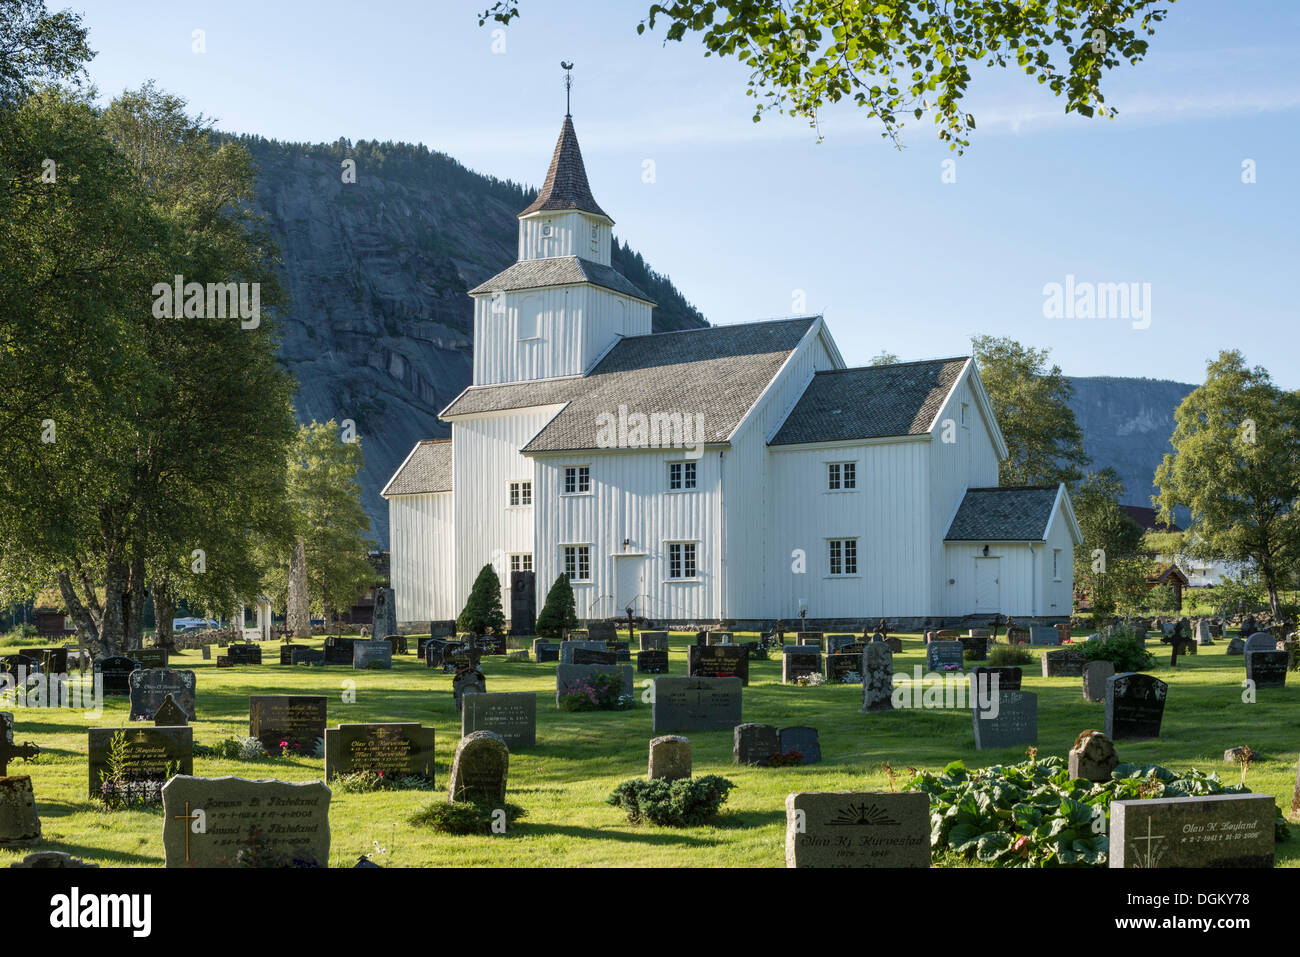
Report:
519,115,609,219
383,440,452,495
944,486,1060,541
441,317,819,453
770,358,967,446
468,255,652,303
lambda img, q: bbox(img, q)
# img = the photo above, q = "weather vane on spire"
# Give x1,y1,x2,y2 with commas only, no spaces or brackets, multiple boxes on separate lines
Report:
561,60,574,116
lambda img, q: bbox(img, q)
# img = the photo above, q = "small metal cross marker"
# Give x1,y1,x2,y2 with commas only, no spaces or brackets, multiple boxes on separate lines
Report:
0,716,39,777
173,801,202,863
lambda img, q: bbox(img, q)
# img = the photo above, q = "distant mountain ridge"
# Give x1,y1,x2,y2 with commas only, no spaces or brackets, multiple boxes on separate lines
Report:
237,135,708,547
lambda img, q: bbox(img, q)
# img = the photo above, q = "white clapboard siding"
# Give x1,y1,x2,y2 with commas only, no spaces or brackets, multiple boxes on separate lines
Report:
518,211,611,264
1038,502,1076,617
389,491,455,621
943,542,1037,617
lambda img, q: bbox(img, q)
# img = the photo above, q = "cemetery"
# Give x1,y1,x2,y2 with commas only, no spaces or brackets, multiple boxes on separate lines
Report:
1,623,1297,868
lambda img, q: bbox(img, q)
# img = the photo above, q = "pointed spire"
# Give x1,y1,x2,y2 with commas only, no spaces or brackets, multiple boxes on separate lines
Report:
519,115,609,220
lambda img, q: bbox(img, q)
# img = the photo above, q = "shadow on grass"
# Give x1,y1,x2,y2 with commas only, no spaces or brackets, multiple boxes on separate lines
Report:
511,820,717,847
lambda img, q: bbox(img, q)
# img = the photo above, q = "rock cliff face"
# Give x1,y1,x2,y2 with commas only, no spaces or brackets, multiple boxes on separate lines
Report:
241,137,707,547
1065,376,1196,512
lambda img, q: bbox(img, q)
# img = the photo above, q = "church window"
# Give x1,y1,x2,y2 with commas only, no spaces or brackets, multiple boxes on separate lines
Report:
563,466,591,495
828,538,858,576
667,542,697,580
508,481,532,507
667,461,696,491
510,554,533,573
563,545,590,582
827,462,856,491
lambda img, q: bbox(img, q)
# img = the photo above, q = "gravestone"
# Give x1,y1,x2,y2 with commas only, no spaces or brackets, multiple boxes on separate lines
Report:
785,792,930,868
563,629,590,641
705,630,733,645
797,632,824,649
1068,729,1119,783
21,647,69,674
383,634,409,656
280,645,324,666
639,631,669,651
201,645,211,661
1194,619,1214,646
352,641,393,670
452,670,487,711
128,668,196,721
1083,660,1115,703
781,646,822,684
652,676,743,732
88,726,193,798
607,640,631,662
859,643,894,712
972,690,1037,750
371,587,397,646
588,622,617,642
822,653,859,683
0,776,40,847
509,570,536,636
1109,793,1275,868
734,723,779,766
780,726,821,764
1246,649,1288,688
531,639,560,663
688,645,749,685
323,636,357,665
926,640,964,672
572,647,616,665
134,648,168,670
1105,673,1167,741
559,640,608,664
9,851,98,868
959,632,988,662
1028,626,1060,646
1243,633,1276,658
1040,647,1088,677
430,620,456,638
226,644,262,665
825,634,858,655
154,694,189,727
447,731,509,804
249,695,327,754
637,650,669,674
162,776,331,867
883,635,903,654
1226,637,1245,656
0,713,39,777
478,635,507,655
461,692,536,749
95,656,136,696
324,723,435,780
648,736,691,781
554,662,633,702
968,665,1022,692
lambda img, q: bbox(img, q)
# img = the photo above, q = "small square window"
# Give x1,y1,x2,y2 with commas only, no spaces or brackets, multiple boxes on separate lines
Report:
563,466,590,495
827,462,856,491
508,481,532,507
828,538,858,576
563,545,590,582
667,542,697,580
667,461,697,491
510,554,533,573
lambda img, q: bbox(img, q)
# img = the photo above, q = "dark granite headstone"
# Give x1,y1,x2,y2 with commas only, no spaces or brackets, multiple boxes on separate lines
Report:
688,644,749,685
825,652,861,683
532,640,559,663
733,723,779,765
509,570,536,636
128,669,196,721
859,643,894,712
1041,647,1088,677
1028,626,1061,646
637,649,669,673
226,644,262,665
1105,673,1167,741
572,648,617,665
651,676,742,732
926,641,964,672
250,695,328,754
88,726,193,798
452,670,487,711
559,640,608,664
554,663,633,703
1109,794,1275,868
324,636,357,665
134,648,168,670
1246,649,1287,688
461,692,536,749
95,657,136,696
972,690,1037,750
1083,660,1115,702
324,722,435,780
781,646,822,684
780,726,821,764
280,645,325,666
968,665,1022,692
154,694,189,727
638,631,669,651
371,587,397,647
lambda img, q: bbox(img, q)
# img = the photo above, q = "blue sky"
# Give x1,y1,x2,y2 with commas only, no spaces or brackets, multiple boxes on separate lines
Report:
73,0,1300,387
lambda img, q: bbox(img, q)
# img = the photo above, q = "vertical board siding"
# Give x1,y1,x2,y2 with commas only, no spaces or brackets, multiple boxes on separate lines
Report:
389,492,455,621
943,542,1036,617
518,212,611,264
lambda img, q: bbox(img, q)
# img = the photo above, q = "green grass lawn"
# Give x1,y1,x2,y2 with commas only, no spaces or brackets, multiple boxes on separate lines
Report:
2,631,1296,867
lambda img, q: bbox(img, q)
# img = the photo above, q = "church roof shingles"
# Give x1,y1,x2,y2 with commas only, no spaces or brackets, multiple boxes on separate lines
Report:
944,486,1061,542
383,439,453,496
519,115,609,219
468,255,653,303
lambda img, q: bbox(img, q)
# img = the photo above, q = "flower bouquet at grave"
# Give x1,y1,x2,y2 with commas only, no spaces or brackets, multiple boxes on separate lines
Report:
96,732,179,810
794,673,826,687
557,672,631,711
767,750,804,767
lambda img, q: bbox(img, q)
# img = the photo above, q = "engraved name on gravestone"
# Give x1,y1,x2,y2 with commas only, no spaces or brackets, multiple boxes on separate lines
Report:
371,587,397,645
825,652,861,683
129,669,196,721
925,641,964,672
1246,649,1288,689
162,776,331,868
559,641,608,665
1028,626,1061,646
555,664,633,704
225,644,262,665
780,726,821,764
860,643,894,712
785,791,930,868
95,657,136,696
134,648,168,670
639,631,669,651
1041,647,1088,678
1083,660,1115,703
969,666,1022,691
447,731,509,805
324,723,435,781
249,696,327,754
652,677,742,733
1109,793,1275,868
637,650,669,673
972,690,1037,750
352,641,393,670
687,645,749,685
1105,673,1167,741
461,692,536,749
87,727,193,798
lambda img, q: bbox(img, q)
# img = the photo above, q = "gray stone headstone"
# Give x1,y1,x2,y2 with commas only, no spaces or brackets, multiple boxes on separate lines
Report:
1243,633,1276,657
1109,793,1275,868
1068,729,1118,782
555,663,633,704
796,632,824,648
652,676,742,732
352,641,393,670
461,692,536,749
972,690,1037,750
1105,673,1167,740
825,634,858,654
785,792,930,868
447,730,509,805
371,587,397,646
162,775,330,867
1040,647,1088,677
1028,626,1060,646
1082,660,1115,703
0,776,41,847
648,735,691,781
638,631,669,651
588,622,617,642
859,643,894,712
780,726,821,764
559,640,609,664
452,670,486,712
1226,637,1245,656
128,668,196,721
531,639,559,662
324,722,435,780
926,640,964,672
734,723,779,765
1194,619,1214,645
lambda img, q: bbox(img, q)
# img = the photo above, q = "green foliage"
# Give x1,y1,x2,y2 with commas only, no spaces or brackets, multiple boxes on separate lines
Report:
607,775,736,827
332,770,436,792
1071,469,1152,625
96,731,178,809
1082,631,1153,672
987,643,1031,667
456,563,506,636
910,755,1282,867
198,736,268,761
0,0,92,105
480,0,1172,152
535,574,578,639
972,336,1089,487
558,672,633,712
1155,351,1300,618
409,800,526,835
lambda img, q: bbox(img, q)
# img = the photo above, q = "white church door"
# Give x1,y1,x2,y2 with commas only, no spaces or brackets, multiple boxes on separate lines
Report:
614,555,645,617
974,557,1000,614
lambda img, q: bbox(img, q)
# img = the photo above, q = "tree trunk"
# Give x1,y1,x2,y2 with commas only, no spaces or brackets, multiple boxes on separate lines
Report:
287,537,312,638
57,568,100,651
122,552,147,651
99,556,128,656
153,574,176,651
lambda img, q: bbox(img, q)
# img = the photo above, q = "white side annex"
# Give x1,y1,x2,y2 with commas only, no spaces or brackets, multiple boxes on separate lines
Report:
383,112,1082,626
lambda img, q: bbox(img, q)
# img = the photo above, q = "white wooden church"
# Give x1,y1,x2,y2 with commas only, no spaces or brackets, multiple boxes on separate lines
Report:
383,112,1081,628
